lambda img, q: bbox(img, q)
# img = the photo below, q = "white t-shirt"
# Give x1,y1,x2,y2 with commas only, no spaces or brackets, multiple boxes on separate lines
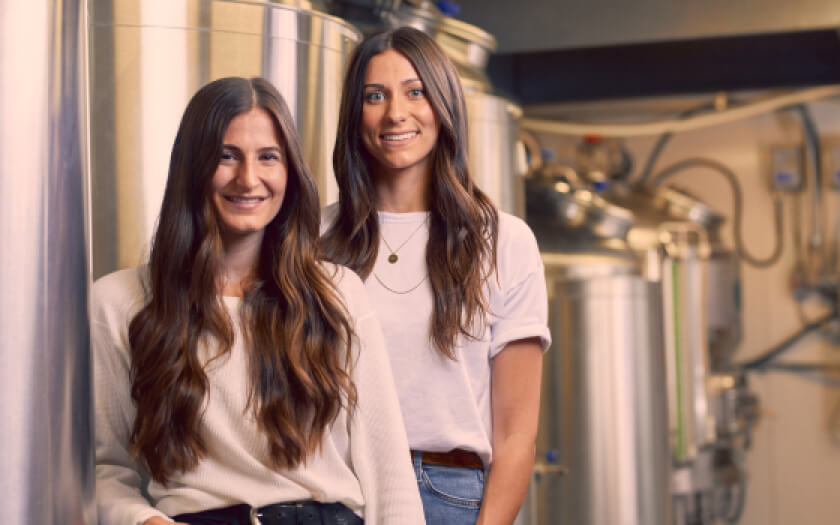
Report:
323,207,551,467
91,265,425,525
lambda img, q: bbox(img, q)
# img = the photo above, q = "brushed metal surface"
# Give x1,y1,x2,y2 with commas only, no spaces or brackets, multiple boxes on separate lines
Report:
534,273,670,525
89,0,360,278
465,93,524,216
0,0,94,523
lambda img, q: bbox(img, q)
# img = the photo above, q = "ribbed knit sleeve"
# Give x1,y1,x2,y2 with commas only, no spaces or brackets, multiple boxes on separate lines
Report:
339,270,426,525
91,269,172,525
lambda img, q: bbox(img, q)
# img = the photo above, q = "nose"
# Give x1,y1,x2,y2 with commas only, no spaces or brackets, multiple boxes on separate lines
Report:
236,159,259,188
385,93,407,123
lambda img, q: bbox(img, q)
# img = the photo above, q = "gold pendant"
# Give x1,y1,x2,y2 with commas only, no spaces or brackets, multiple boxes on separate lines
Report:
388,253,398,263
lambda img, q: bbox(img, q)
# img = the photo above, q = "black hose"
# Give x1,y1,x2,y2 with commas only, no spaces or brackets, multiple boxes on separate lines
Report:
637,132,674,184
829,398,840,447
637,101,720,184
723,482,747,524
739,312,835,370
760,362,840,372
651,157,784,268
793,105,823,250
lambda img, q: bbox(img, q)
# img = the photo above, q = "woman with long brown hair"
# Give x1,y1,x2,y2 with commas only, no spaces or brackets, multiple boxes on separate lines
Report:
92,77,424,525
321,28,551,525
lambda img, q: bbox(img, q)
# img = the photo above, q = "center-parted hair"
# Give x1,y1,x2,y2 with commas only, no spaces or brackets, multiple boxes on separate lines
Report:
128,77,356,484
320,27,499,359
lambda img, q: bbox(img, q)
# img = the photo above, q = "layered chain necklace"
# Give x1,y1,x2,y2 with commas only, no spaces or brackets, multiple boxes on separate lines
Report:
373,216,429,295
380,216,427,264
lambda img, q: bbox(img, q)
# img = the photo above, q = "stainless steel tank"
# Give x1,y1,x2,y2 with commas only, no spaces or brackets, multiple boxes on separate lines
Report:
606,183,742,523
0,1,95,523
436,15,526,216
89,0,361,278
521,176,672,525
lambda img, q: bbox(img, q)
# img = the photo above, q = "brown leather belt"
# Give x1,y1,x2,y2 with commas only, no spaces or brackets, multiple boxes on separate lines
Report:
412,448,484,469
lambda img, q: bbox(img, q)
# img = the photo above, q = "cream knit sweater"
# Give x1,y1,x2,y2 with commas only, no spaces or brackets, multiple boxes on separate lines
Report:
91,265,425,525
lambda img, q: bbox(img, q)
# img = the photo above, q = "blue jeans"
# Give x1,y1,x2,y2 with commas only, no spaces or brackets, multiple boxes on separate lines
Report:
412,451,485,525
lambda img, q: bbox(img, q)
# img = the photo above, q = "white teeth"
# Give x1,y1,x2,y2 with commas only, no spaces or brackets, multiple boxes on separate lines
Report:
382,131,417,141
227,196,264,203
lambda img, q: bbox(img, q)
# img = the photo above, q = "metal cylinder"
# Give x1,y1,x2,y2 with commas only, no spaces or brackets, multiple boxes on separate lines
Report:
435,14,526,217
537,270,671,525
617,187,732,460
89,0,360,278
609,184,738,522
465,94,525,216
522,179,670,525
0,1,94,523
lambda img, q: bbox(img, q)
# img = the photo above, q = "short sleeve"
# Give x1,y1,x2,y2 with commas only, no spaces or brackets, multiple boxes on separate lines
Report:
489,215,552,359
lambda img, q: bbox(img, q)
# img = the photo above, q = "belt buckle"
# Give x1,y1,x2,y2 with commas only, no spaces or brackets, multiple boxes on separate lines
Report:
249,507,263,525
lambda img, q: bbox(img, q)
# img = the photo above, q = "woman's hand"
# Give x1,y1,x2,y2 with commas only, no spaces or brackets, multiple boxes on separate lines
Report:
143,517,186,525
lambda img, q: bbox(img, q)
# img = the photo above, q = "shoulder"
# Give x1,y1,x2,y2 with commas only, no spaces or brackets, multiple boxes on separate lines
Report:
318,261,372,319
90,266,148,323
490,212,544,293
496,211,540,258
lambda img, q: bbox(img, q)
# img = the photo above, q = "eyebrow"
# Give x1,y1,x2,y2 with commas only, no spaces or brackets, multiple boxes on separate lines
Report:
222,144,282,152
363,78,422,89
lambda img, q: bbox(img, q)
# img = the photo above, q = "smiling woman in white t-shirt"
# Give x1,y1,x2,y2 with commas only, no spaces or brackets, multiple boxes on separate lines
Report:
321,27,552,525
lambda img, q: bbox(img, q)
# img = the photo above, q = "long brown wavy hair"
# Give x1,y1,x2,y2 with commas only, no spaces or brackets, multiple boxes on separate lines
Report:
128,77,356,484
320,27,499,359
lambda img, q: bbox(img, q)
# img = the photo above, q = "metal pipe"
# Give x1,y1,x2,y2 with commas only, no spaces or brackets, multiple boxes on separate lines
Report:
0,0,95,523
794,105,824,255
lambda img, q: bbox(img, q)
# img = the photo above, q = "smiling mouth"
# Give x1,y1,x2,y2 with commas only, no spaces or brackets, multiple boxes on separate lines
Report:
224,195,266,203
381,131,418,142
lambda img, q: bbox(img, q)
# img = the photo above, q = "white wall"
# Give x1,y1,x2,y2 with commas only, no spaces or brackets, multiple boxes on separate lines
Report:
534,97,840,524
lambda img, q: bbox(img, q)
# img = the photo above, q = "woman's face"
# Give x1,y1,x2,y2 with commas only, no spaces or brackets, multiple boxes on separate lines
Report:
360,49,440,179
211,107,287,245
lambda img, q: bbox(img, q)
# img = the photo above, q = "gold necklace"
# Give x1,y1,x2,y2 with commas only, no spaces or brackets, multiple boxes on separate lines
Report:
381,216,428,264
373,272,428,295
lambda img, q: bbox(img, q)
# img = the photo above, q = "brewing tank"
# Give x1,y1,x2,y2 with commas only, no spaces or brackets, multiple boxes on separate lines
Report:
522,176,672,525
606,182,742,522
435,14,525,216
89,0,361,278
0,0,94,523
542,272,670,525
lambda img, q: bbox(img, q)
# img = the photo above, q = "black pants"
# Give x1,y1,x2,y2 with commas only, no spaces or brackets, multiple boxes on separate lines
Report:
172,501,363,525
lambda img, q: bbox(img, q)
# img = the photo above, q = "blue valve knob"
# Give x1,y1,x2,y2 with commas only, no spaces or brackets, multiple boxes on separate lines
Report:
540,147,557,163
592,180,610,193
435,1,461,16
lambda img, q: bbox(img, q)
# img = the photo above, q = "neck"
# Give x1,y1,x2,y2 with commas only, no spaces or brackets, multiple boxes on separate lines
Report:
373,164,430,213
218,232,263,297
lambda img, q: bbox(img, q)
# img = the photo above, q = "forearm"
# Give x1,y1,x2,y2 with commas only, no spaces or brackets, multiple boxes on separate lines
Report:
479,337,544,525
476,432,536,525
